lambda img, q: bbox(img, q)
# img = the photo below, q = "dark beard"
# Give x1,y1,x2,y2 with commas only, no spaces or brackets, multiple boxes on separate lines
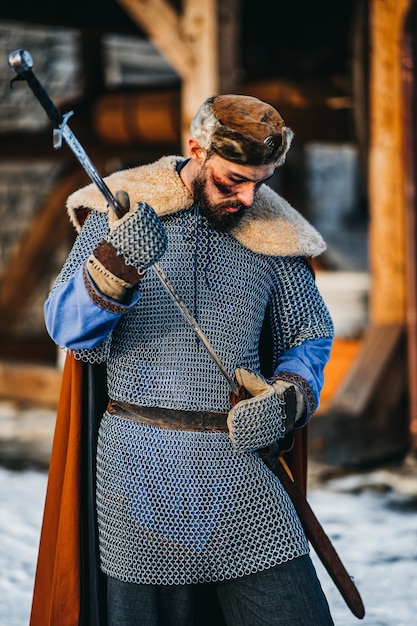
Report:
192,176,246,232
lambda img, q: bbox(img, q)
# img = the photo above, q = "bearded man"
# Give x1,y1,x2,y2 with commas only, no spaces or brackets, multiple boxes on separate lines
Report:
40,94,335,625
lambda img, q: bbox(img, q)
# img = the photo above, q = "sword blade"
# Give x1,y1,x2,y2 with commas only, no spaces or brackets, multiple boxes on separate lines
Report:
60,123,124,218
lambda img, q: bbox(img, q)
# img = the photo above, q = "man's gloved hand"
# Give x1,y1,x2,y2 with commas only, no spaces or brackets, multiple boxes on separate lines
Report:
227,368,305,452
87,190,168,301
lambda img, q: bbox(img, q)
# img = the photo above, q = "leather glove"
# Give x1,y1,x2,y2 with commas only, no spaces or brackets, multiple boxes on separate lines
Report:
227,368,305,452
87,190,167,301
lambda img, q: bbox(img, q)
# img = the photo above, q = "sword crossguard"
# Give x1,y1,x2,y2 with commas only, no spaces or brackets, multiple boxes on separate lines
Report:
53,111,74,149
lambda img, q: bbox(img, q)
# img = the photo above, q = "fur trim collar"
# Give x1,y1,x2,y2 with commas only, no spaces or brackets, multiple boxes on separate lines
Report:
66,155,326,257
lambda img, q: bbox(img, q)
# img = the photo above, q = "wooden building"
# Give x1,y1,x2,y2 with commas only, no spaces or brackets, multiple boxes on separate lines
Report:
0,0,416,467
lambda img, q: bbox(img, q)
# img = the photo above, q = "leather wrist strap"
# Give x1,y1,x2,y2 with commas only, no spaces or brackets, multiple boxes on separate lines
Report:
92,240,145,284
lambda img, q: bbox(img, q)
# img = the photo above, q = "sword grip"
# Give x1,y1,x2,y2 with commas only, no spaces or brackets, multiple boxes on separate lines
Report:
229,384,250,407
25,69,64,128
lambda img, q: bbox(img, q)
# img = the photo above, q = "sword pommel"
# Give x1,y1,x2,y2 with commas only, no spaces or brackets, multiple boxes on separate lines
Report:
8,49,33,75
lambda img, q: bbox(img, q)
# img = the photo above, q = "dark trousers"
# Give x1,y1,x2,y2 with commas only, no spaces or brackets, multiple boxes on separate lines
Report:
107,555,334,626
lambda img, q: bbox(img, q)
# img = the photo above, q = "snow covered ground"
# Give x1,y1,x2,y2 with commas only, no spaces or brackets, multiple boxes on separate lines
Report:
0,468,46,626
308,470,417,626
1,463,417,626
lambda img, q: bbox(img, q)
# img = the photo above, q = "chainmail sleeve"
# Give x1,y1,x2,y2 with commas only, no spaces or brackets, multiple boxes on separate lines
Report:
263,255,334,414
49,209,113,363
266,255,334,358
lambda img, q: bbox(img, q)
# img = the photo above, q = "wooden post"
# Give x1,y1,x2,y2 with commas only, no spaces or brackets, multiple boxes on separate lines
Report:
368,0,411,324
116,0,241,153
402,2,417,450
180,0,220,150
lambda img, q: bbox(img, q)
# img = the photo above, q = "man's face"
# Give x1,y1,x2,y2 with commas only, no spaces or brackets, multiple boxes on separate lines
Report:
191,154,275,231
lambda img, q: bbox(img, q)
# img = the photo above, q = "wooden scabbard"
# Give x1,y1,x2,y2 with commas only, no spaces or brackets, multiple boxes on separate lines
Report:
247,386,365,619
274,457,365,620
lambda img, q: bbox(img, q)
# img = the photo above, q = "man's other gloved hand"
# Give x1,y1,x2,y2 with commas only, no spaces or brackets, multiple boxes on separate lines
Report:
227,368,305,452
87,190,168,301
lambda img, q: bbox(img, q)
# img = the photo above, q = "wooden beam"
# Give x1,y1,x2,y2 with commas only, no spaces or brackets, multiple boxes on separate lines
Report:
116,0,241,152
180,0,219,126
309,324,409,467
116,0,193,78
327,324,404,416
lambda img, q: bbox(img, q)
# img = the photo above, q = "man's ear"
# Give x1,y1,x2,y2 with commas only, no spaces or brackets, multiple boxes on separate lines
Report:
188,138,206,164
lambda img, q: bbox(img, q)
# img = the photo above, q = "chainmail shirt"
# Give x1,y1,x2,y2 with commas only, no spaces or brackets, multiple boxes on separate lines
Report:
51,204,333,585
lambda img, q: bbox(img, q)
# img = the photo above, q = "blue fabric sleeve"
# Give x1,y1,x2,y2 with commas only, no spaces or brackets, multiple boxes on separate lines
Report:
273,337,333,424
44,264,141,350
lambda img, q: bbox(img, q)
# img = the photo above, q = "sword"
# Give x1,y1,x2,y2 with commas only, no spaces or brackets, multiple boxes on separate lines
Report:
8,49,365,619
8,48,238,396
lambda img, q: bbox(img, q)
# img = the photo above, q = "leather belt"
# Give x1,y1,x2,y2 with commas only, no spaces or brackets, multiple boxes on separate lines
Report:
107,399,229,432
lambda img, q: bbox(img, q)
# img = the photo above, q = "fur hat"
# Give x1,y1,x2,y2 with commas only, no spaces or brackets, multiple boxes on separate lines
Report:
190,94,294,167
